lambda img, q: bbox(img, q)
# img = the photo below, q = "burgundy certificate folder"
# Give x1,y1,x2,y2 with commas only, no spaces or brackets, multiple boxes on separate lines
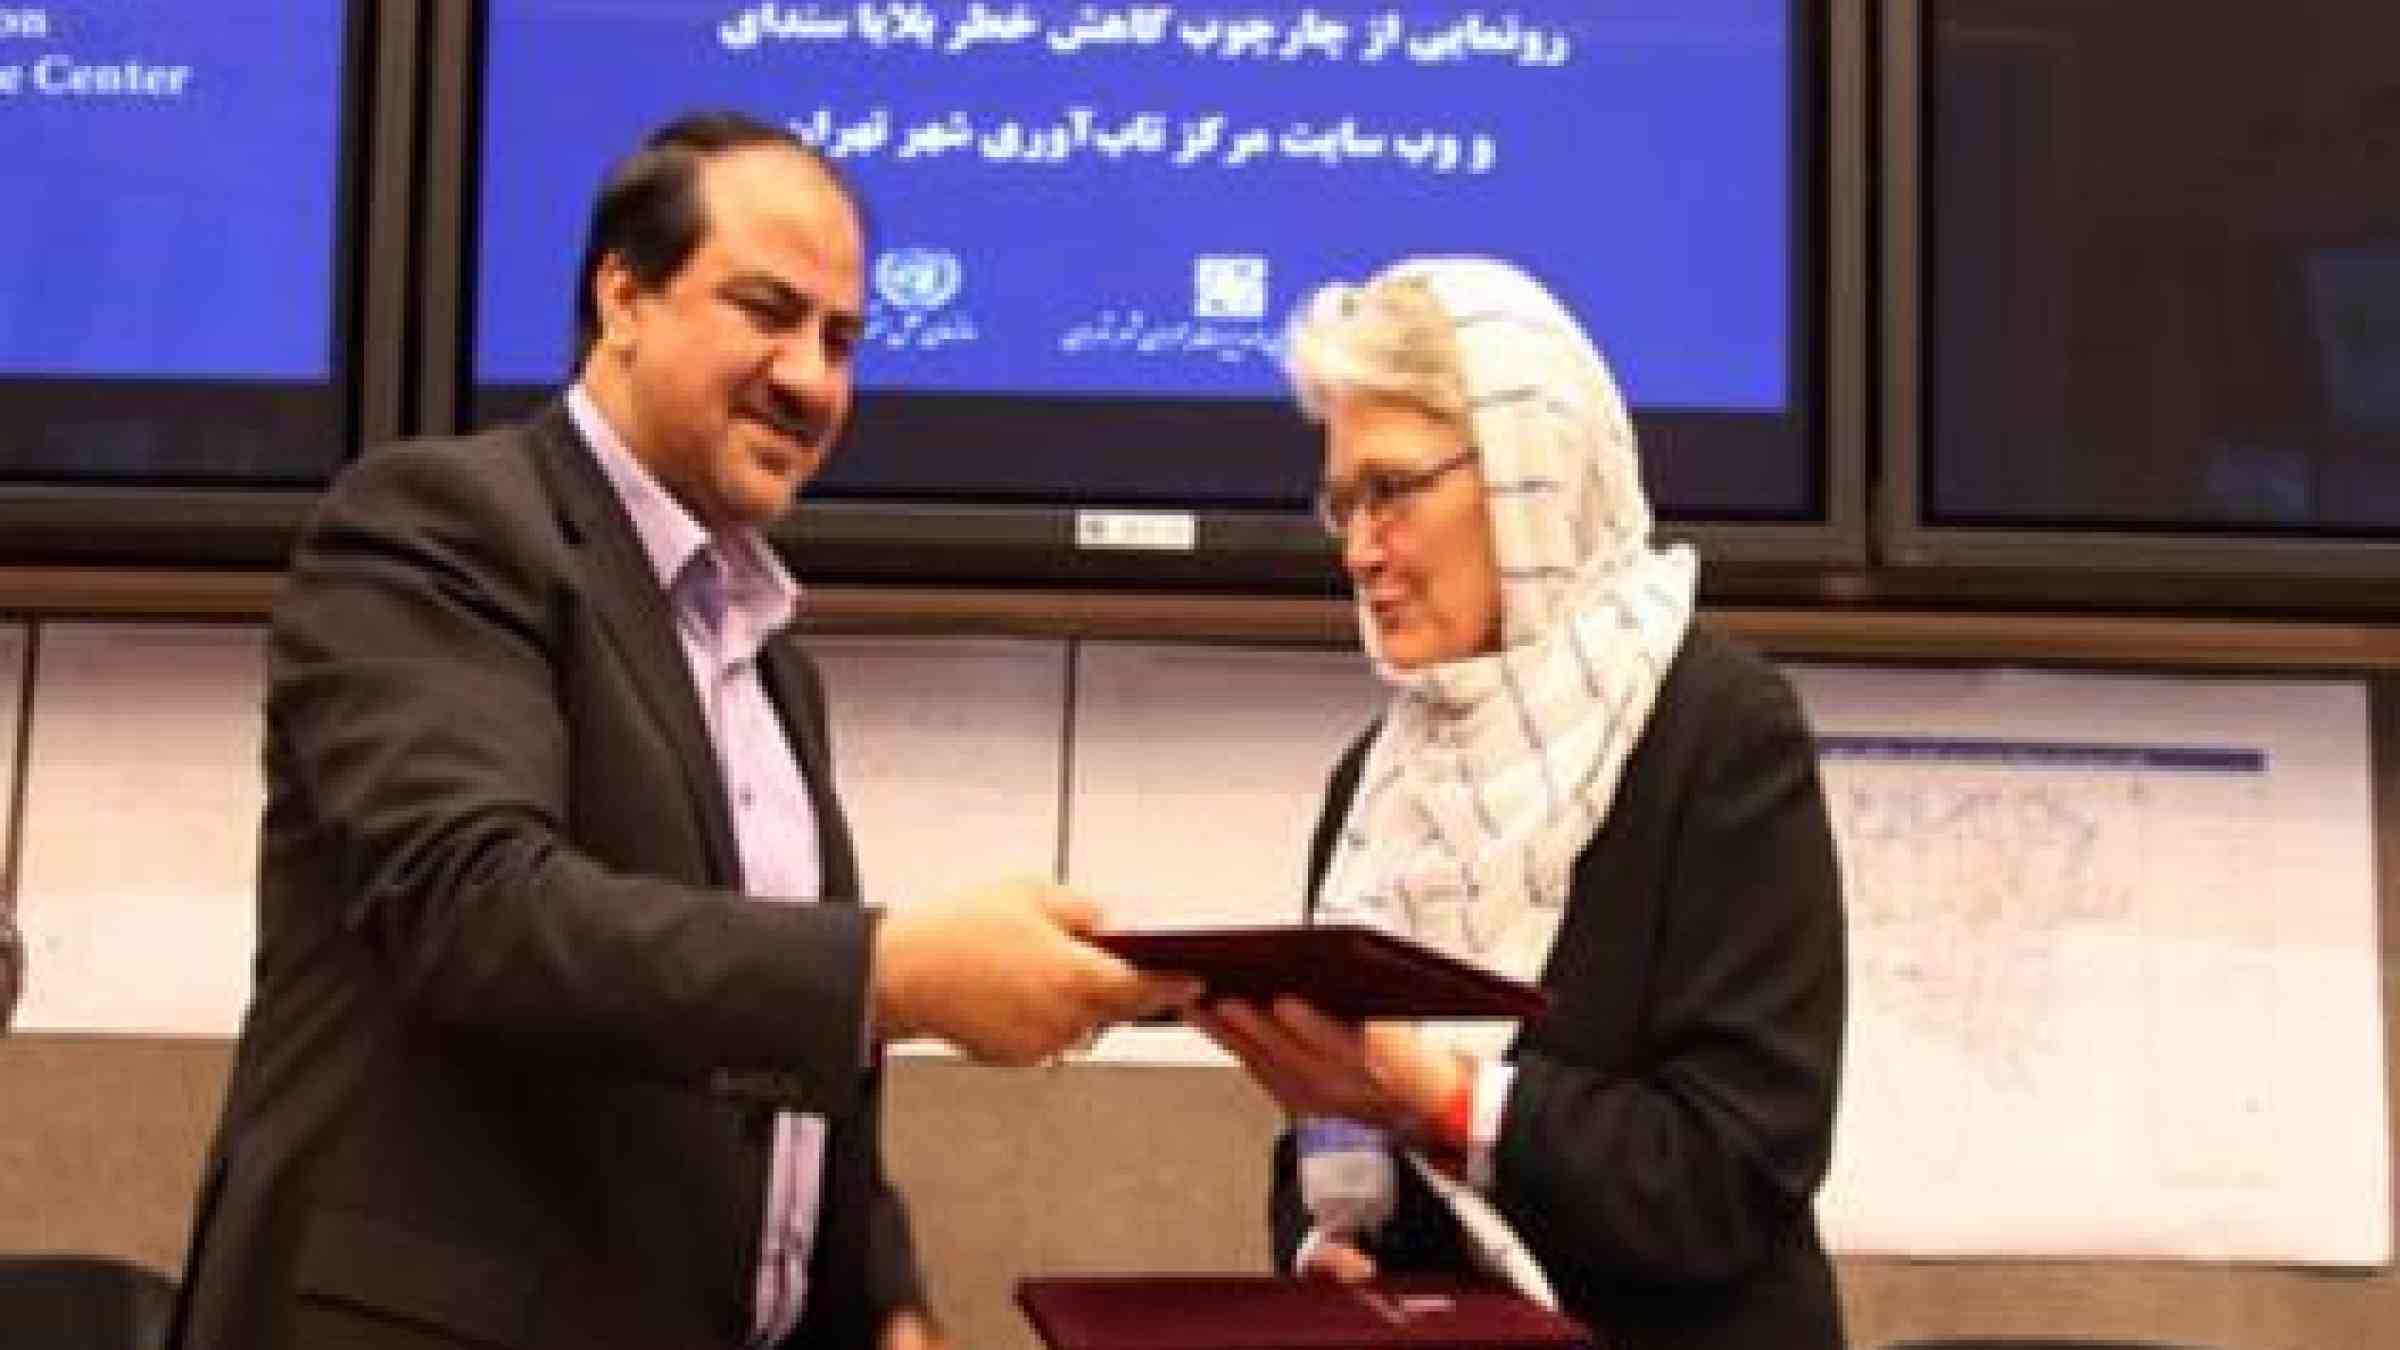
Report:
1094,925,1548,1021
1016,1274,1591,1349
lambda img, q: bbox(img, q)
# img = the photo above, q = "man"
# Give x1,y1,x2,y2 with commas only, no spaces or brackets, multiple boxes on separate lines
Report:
169,112,1185,1350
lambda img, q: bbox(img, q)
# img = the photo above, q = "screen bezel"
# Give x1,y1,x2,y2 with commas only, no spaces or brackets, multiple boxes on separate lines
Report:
421,0,1866,594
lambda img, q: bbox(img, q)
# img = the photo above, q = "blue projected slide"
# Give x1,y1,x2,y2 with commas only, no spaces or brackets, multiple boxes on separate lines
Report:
0,2,347,381
476,1,1790,411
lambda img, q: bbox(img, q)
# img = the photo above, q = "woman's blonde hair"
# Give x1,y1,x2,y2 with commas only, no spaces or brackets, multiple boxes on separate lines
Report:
1282,273,1470,432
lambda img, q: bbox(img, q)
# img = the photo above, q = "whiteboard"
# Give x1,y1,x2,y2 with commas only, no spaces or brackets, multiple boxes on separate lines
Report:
811,636,1066,909
1791,663,2386,1265
14,623,266,1035
1066,642,1381,930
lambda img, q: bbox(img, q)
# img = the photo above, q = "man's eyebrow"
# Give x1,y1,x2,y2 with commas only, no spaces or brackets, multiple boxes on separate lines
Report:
719,271,804,306
720,272,862,329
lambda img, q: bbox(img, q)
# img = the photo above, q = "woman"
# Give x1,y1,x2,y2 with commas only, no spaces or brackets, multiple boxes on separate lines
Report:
1193,258,1847,1349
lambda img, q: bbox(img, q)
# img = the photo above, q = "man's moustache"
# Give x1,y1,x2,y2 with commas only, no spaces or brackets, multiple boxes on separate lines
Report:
743,398,822,445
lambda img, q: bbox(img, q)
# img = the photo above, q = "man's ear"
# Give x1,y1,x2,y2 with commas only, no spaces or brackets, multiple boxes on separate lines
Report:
591,254,643,356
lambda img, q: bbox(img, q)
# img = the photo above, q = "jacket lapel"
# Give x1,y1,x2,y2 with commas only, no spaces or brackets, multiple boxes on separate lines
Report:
527,403,746,889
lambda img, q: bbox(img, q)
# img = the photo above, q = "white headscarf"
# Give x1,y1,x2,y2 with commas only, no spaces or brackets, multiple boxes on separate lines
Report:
1309,258,1697,1304
1315,256,1696,1001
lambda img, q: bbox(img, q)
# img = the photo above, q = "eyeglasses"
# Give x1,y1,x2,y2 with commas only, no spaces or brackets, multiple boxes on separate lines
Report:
1314,448,1478,537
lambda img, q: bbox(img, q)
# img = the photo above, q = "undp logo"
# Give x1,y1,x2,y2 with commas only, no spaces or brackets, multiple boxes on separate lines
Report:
874,247,963,312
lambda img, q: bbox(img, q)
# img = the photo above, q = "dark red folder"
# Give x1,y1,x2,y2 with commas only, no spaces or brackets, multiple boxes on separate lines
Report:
1016,1274,1591,1349
1094,925,1548,1021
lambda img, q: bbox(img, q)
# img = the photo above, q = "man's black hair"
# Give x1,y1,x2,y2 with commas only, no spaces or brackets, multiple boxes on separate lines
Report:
568,110,860,370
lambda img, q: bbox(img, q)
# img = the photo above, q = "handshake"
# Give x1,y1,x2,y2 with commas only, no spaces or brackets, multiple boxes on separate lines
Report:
869,877,1200,1066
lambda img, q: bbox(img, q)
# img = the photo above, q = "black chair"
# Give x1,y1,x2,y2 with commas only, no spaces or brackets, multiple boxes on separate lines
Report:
0,1254,178,1350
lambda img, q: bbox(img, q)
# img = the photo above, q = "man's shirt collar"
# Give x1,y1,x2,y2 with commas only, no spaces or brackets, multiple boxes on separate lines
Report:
565,383,799,636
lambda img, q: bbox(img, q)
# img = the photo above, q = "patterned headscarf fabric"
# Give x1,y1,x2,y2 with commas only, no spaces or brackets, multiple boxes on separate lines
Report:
1314,257,1697,1000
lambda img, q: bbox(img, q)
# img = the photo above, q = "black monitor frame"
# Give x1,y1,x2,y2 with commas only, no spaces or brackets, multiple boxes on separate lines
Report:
1876,0,2400,614
418,1,1868,596
0,0,416,570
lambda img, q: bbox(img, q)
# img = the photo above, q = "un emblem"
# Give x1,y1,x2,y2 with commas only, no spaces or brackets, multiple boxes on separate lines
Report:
874,247,963,312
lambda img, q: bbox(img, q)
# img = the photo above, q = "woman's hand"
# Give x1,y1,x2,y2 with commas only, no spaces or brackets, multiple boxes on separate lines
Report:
1190,997,1468,1142
1297,1234,1379,1283
877,1308,948,1350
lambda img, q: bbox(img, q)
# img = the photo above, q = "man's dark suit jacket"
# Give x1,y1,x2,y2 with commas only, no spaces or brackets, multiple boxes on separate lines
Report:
1272,628,1848,1350
171,404,924,1350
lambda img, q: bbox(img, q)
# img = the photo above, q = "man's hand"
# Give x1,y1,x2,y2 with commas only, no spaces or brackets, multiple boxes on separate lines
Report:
871,878,1197,1065
1189,998,1466,1140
